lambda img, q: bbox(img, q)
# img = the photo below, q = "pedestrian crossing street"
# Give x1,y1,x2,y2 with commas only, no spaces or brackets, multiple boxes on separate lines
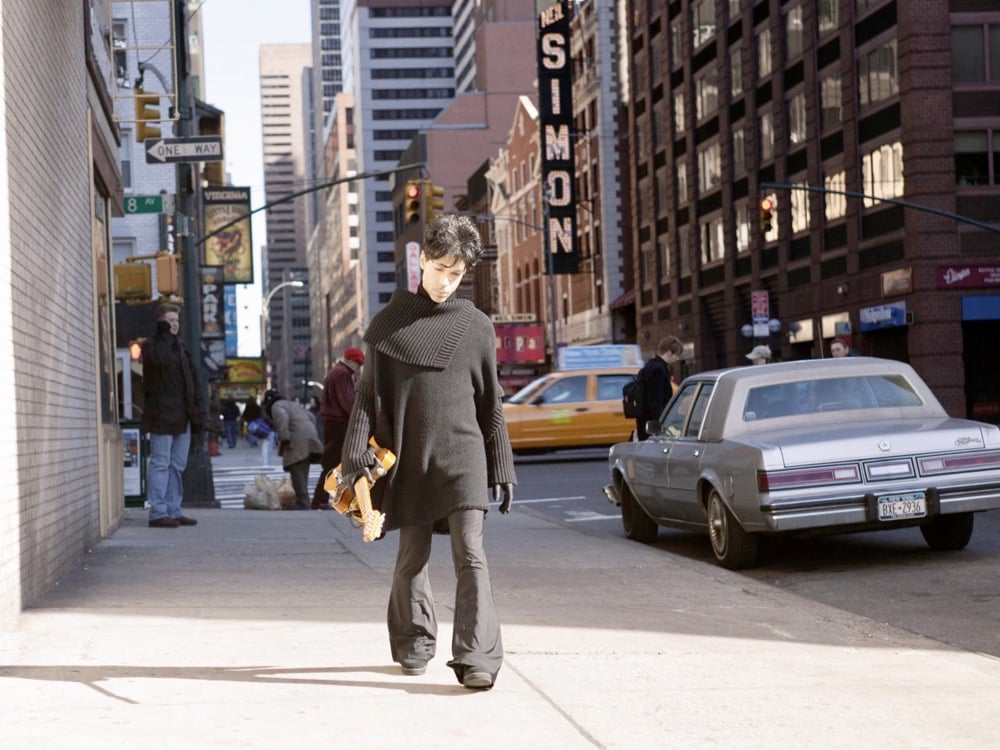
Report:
212,464,327,509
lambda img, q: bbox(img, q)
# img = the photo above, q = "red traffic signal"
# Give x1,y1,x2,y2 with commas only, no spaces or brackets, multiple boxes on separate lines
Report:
129,340,143,361
404,180,422,224
759,196,775,234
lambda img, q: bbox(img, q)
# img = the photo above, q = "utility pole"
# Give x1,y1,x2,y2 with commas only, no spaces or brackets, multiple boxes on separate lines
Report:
542,186,559,368
175,0,216,507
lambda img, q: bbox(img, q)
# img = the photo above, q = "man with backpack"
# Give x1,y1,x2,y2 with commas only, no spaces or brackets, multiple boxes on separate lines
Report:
629,336,683,440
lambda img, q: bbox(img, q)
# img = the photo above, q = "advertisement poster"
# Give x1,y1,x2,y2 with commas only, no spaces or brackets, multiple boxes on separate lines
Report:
200,266,224,339
123,427,143,498
225,357,266,384
495,324,546,365
203,186,253,283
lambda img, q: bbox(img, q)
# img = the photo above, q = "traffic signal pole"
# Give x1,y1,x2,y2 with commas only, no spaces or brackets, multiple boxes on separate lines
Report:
174,0,216,507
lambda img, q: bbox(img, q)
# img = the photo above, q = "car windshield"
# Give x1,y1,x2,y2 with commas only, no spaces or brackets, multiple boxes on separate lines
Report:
742,374,923,421
506,376,555,404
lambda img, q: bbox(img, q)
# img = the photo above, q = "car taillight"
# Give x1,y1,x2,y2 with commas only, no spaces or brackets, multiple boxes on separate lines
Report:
918,450,1000,475
757,465,860,491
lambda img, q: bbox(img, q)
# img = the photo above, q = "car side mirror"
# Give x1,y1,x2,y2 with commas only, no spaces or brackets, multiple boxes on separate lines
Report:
644,419,662,436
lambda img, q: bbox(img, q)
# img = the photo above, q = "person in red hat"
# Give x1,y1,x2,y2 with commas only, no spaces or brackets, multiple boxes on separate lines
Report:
311,346,366,509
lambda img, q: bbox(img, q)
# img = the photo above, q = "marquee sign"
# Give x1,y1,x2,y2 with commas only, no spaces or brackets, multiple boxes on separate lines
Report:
537,0,578,274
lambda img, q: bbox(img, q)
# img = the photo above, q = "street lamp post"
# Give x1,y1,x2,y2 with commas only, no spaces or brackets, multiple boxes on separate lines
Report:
260,279,305,388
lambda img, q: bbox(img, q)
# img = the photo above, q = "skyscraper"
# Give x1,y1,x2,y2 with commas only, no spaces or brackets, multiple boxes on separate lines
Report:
259,43,313,396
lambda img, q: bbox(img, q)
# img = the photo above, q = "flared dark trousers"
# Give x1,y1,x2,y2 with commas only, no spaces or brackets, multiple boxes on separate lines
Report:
387,508,503,684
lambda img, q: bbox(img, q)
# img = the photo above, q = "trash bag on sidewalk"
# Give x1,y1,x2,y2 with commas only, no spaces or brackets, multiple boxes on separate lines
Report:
277,476,297,509
243,474,281,510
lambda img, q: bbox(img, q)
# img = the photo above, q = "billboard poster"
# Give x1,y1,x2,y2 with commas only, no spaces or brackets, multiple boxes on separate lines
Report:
495,324,547,365
537,0,578,274
225,357,266,384
224,285,238,357
203,186,253,283
200,266,225,339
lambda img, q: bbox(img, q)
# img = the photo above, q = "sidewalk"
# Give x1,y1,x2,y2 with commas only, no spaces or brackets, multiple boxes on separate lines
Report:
2,499,999,748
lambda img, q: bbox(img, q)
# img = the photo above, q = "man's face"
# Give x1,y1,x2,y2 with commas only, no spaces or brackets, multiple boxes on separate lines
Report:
830,342,847,358
162,311,180,335
420,252,467,303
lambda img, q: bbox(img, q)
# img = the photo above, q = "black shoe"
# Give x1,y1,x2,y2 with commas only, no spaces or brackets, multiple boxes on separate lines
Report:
149,517,179,528
462,670,493,690
175,516,197,526
400,658,427,676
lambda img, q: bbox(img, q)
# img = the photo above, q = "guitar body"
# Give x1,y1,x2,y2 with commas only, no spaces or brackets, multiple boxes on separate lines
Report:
324,437,396,541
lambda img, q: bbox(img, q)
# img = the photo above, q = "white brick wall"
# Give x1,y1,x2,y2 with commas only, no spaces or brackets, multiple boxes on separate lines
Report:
0,0,105,625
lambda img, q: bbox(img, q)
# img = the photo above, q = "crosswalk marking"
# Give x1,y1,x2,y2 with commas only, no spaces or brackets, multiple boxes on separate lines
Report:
212,464,326,509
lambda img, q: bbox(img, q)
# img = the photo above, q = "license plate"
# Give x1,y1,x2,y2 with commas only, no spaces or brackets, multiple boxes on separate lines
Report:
877,491,927,521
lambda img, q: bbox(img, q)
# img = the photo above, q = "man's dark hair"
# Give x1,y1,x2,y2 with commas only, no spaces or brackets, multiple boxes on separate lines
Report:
656,336,683,356
423,214,483,269
156,303,181,320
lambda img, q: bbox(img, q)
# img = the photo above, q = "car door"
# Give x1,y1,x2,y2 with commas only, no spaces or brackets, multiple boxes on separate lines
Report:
526,373,590,448
632,382,701,521
664,383,715,522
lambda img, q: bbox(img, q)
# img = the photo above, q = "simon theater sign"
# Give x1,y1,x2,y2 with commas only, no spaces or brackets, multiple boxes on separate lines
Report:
536,0,578,274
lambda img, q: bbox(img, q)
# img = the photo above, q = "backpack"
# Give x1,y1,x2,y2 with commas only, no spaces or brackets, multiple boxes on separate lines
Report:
622,368,646,419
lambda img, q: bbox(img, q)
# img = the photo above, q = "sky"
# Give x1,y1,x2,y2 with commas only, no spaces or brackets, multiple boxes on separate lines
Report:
197,0,311,356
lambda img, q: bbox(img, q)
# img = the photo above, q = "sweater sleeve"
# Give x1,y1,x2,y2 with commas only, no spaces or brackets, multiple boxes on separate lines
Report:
340,362,376,475
474,327,517,486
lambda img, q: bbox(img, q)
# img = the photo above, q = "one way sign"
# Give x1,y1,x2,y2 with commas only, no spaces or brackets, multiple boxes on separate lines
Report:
145,136,224,164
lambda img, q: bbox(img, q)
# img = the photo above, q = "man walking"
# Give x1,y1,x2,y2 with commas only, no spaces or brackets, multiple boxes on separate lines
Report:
311,347,365,509
635,336,683,440
141,304,204,528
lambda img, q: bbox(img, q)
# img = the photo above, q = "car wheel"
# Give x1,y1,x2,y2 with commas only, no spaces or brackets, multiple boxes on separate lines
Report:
621,484,658,543
919,512,974,551
706,489,759,570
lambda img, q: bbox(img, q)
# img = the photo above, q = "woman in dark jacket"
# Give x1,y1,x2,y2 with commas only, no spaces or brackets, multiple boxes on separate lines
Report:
341,215,516,690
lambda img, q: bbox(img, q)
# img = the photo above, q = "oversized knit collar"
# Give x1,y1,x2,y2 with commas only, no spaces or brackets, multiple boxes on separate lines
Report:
364,289,475,369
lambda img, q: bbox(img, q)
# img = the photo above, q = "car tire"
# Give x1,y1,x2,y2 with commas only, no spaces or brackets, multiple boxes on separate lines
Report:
621,484,658,543
919,512,974,551
706,489,759,570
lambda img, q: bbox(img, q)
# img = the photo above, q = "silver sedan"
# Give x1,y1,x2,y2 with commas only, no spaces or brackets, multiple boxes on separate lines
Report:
604,357,1000,569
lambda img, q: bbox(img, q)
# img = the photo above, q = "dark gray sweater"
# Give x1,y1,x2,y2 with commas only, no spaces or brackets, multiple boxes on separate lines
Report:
341,290,516,531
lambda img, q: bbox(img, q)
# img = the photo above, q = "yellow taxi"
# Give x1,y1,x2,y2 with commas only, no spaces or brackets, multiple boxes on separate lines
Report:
502,367,637,452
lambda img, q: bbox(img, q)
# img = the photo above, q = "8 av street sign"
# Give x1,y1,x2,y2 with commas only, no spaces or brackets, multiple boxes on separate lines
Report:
123,194,175,214
145,136,223,164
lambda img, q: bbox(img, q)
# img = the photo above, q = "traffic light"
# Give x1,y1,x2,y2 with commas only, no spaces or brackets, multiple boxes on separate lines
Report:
134,86,161,142
403,180,422,224
128,340,143,362
155,252,179,296
424,181,445,223
759,196,775,234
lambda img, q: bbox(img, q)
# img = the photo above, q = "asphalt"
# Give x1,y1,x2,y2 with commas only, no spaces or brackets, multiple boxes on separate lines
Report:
2,443,999,749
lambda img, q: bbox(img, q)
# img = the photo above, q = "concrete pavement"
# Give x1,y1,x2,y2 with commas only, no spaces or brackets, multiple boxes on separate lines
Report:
2,442,999,748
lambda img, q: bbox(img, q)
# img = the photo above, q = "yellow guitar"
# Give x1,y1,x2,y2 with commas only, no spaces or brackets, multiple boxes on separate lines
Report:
324,437,395,542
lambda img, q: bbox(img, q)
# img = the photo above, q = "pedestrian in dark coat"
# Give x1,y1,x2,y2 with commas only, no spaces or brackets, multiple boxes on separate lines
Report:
141,303,204,528
263,389,323,509
340,214,516,691
311,346,365,509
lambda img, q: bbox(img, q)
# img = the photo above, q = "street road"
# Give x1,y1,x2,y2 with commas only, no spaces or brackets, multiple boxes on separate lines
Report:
513,450,1000,658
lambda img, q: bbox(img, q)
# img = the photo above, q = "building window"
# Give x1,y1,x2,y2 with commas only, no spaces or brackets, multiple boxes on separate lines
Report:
730,50,743,97
693,0,716,49
657,169,669,214
653,104,665,150
759,110,775,162
820,72,842,130
825,168,847,220
695,66,719,121
671,17,685,69
858,38,898,108
788,92,807,146
954,130,994,186
729,0,741,18
698,142,722,193
732,124,746,173
790,181,810,233
678,227,691,277
677,162,689,204
861,141,904,207
786,5,804,60
818,0,838,36
641,247,656,287
700,215,725,265
735,203,751,254
951,24,1000,83
674,90,686,132
659,237,671,279
757,26,772,78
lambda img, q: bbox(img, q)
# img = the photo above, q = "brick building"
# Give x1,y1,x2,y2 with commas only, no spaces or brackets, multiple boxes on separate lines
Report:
626,0,1000,420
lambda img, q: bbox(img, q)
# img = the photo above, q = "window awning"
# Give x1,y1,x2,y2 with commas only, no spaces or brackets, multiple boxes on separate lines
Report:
609,288,636,310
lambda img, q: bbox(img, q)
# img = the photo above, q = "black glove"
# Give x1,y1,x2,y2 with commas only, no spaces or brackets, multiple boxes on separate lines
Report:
344,466,374,489
492,483,514,514
155,320,172,335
